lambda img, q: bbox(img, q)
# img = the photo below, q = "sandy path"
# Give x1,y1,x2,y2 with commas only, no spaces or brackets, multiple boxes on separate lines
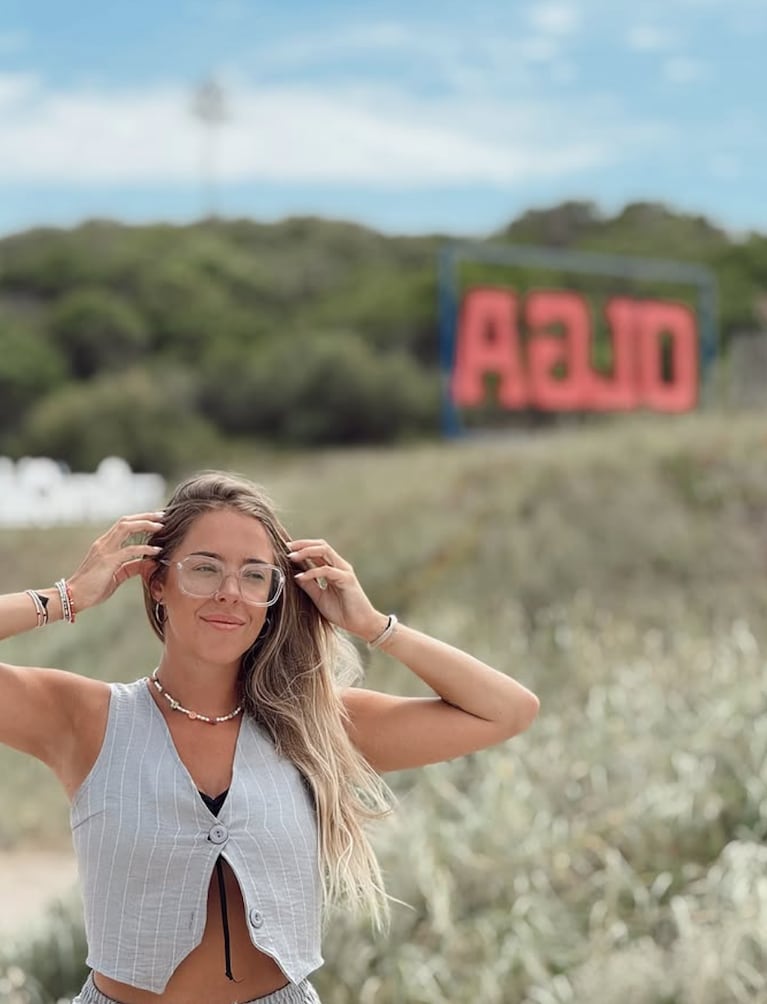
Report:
0,848,80,935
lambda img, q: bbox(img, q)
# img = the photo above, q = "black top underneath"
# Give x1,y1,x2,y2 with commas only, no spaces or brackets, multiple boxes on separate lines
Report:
200,788,235,981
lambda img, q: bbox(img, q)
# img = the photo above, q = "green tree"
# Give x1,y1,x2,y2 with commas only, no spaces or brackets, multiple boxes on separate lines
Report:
14,367,219,475
50,287,151,378
208,331,440,445
0,319,67,443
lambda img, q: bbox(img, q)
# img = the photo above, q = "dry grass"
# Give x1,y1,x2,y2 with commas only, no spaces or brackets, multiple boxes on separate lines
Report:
5,411,767,1001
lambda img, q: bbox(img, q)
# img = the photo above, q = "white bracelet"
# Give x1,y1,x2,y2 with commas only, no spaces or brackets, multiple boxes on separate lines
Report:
55,578,74,624
367,613,398,650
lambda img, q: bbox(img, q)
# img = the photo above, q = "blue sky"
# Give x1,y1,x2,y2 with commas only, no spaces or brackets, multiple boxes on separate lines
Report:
0,0,765,238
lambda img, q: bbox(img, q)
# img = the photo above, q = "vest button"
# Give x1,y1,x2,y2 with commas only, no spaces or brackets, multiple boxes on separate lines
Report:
208,824,229,845
249,907,264,928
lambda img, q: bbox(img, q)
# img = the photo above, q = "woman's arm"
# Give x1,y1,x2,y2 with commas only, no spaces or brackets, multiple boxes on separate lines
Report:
0,587,67,642
0,512,163,769
289,538,540,773
341,623,539,772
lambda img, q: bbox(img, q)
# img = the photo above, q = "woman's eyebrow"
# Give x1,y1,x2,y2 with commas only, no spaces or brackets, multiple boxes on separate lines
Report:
189,550,272,564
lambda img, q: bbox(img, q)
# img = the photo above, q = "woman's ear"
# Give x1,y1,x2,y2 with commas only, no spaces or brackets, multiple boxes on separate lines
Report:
142,565,163,602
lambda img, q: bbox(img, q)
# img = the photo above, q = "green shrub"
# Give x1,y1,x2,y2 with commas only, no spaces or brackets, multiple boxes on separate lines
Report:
50,288,150,378
12,367,220,475
135,257,244,359
200,332,440,443
0,321,66,441
0,894,87,1004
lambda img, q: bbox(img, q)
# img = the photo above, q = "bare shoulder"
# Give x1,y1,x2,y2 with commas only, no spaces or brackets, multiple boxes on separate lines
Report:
0,663,110,792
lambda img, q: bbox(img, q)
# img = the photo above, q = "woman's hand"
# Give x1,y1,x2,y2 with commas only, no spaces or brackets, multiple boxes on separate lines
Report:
287,539,388,643
66,512,165,612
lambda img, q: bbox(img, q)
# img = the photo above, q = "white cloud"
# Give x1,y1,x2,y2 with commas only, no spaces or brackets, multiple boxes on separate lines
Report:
626,24,675,52
519,35,562,63
243,18,578,104
255,22,415,69
528,2,581,36
0,72,37,105
0,73,625,187
663,56,705,83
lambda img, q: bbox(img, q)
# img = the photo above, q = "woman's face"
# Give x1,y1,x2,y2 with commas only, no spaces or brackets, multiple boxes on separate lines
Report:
153,508,278,670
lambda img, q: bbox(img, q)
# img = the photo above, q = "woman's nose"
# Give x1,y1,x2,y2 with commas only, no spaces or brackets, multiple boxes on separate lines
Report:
215,571,242,599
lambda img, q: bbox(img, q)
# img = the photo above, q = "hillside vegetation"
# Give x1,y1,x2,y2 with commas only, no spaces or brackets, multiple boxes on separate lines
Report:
1,201,766,475
4,413,767,1002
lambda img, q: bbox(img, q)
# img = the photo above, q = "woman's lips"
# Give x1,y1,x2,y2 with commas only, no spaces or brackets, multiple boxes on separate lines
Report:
201,615,246,630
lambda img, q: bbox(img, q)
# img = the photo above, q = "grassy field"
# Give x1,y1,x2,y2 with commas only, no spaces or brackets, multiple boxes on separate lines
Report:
4,412,767,1002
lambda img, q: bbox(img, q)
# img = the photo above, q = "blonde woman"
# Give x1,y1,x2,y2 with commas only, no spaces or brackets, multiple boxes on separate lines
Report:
0,471,539,1004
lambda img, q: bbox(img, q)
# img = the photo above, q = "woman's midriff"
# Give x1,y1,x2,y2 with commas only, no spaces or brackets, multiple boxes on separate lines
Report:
94,860,289,1004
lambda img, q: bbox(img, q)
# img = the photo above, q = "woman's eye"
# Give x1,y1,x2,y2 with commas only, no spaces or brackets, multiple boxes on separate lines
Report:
192,563,220,575
244,568,269,583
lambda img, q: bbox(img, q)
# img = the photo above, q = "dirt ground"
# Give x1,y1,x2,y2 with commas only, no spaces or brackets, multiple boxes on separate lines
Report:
0,848,80,935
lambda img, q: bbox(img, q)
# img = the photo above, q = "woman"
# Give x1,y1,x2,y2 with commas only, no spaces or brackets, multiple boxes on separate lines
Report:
0,470,539,1004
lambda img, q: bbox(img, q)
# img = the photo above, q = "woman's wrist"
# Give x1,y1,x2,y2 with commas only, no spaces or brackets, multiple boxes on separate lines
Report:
351,612,389,645
21,584,71,627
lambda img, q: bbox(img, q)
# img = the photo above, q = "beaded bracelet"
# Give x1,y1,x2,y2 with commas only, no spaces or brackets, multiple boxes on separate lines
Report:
367,613,398,650
64,580,76,623
55,578,76,624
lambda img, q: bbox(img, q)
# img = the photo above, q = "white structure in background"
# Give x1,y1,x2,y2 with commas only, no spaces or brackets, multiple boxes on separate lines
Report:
0,456,166,527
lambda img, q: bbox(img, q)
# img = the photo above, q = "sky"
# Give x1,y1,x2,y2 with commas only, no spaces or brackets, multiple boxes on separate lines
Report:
0,0,765,238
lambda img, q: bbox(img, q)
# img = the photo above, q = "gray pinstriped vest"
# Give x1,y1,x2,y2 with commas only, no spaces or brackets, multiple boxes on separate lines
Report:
70,678,323,993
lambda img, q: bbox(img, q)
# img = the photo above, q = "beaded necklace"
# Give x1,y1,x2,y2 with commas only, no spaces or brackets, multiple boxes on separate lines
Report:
150,669,243,725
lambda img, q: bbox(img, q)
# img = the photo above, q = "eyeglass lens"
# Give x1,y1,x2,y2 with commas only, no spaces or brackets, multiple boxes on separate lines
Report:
177,557,282,604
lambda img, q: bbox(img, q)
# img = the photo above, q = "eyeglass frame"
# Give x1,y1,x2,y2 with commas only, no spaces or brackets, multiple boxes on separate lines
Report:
157,555,286,607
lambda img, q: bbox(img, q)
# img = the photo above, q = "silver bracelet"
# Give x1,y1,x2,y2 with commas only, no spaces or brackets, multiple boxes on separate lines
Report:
25,589,48,627
367,613,398,650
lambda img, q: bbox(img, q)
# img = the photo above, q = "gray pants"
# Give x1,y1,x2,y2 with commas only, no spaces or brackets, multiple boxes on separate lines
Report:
72,971,321,1004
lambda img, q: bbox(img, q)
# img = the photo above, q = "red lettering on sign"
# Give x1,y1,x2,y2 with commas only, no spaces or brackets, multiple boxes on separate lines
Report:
636,300,698,412
525,291,592,409
450,287,698,413
450,288,527,408
594,298,641,411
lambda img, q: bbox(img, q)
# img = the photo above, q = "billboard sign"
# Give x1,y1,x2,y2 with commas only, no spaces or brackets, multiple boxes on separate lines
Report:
439,243,718,434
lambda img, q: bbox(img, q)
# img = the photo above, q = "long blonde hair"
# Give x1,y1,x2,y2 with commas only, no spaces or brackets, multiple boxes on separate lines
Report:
143,470,394,925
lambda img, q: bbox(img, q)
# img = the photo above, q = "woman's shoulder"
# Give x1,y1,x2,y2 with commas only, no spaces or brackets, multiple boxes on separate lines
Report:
64,675,150,800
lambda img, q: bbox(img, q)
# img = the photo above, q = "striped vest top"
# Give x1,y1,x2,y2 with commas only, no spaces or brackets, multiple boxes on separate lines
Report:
70,677,323,993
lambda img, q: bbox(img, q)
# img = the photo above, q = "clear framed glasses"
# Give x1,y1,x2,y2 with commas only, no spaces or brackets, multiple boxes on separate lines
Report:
161,556,285,607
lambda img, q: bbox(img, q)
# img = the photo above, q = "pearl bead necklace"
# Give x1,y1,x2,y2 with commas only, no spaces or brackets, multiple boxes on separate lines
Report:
150,669,244,725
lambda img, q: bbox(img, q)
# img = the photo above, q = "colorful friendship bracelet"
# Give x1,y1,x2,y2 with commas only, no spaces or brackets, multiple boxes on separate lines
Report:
54,578,76,624
64,579,76,623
